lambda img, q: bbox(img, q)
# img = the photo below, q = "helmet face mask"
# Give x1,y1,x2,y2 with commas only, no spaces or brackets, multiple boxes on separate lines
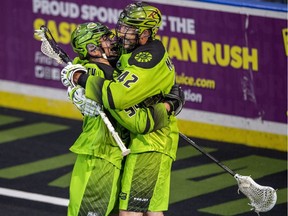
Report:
100,33,119,60
116,2,162,53
71,22,118,60
116,22,139,52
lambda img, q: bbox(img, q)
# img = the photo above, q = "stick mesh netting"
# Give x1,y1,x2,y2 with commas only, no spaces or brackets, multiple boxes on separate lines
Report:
235,174,277,214
35,29,63,64
41,41,63,64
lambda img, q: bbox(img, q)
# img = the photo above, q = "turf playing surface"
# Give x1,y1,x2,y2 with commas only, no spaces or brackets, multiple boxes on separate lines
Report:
0,107,286,216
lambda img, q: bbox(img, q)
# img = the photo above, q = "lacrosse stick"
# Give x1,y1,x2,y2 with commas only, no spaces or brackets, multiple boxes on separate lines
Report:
179,133,277,215
34,25,130,156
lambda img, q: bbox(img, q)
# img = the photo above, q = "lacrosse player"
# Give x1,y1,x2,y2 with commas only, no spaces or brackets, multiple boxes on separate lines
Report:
66,3,183,216
61,21,183,216
114,4,181,215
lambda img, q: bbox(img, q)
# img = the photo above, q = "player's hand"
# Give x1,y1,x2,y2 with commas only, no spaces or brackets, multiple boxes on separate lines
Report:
163,84,185,115
61,64,87,87
67,85,86,113
82,98,102,117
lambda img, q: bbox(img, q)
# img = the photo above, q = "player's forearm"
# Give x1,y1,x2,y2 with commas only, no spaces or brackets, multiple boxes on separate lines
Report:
76,73,89,88
108,103,169,134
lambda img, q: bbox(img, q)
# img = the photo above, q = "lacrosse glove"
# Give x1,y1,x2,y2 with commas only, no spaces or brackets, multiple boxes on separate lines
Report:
61,64,87,87
163,84,185,116
82,98,102,117
67,85,86,113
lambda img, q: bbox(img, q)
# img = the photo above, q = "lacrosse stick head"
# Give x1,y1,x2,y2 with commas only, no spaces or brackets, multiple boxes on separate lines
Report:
234,174,277,214
34,26,71,64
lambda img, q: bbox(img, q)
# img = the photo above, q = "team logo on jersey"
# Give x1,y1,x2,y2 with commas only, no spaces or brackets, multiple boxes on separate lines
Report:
119,192,127,200
134,52,152,62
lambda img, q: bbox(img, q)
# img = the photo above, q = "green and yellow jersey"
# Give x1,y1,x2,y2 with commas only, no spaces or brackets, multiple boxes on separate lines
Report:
70,56,171,168
85,39,179,160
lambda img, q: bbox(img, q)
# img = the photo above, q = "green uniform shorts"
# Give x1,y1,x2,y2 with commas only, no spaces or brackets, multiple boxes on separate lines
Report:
119,152,173,212
68,154,121,216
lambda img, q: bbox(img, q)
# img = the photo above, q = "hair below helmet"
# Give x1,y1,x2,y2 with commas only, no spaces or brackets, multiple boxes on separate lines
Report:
71,22,111,59
118,2,162,38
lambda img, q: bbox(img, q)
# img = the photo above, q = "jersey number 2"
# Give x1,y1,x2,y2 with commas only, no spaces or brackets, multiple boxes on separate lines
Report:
117,71,139,88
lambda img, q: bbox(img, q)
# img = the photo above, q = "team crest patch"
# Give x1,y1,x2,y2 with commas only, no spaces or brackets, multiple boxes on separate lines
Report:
134,52,152,62
119,192,127,200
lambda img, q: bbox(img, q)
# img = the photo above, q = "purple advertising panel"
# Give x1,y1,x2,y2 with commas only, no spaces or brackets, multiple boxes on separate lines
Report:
0,0,286,124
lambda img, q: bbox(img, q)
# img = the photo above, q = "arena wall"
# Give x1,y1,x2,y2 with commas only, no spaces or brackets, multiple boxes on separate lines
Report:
0,0,286,151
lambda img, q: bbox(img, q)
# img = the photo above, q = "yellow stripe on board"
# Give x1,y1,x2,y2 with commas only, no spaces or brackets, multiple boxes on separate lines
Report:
178,119,287,152
0,91,286,152
0,91,82,120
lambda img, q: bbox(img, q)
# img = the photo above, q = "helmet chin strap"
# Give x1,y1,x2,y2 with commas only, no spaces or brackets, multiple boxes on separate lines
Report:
102,53,108,59
93,47,107,59
87,43,108,60
100,41,110,59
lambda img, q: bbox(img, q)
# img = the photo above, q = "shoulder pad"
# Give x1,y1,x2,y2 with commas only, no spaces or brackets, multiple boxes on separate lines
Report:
128,40,165,69
96,63,115,80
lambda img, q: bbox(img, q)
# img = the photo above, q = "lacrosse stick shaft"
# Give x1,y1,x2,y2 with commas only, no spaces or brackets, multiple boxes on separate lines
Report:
97,107,130,156
179,133,236,176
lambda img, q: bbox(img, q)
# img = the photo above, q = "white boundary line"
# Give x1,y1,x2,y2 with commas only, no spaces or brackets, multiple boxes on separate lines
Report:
0,79,67,101
0,187,68,207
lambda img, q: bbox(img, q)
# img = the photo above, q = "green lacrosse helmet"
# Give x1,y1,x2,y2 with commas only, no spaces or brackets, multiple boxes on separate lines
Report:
118,2,162,38
71,22,111,59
